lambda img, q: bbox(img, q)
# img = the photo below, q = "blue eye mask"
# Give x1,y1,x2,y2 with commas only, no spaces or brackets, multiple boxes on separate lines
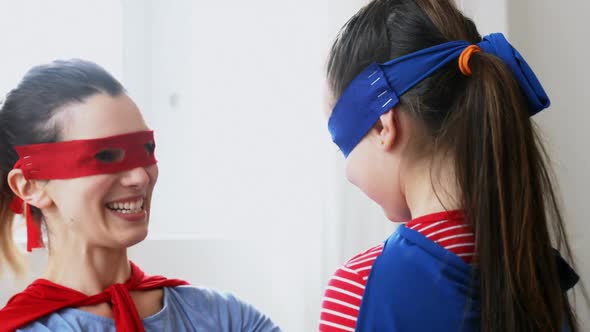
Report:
328,33,550,157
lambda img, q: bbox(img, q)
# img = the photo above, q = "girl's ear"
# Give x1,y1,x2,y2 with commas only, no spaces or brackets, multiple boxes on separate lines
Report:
375,108,397,151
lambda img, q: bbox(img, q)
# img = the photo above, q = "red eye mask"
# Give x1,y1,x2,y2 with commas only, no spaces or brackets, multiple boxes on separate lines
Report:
10,130,157,251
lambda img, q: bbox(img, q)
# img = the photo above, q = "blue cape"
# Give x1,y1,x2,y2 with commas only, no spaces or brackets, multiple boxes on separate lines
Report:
356,225,578,331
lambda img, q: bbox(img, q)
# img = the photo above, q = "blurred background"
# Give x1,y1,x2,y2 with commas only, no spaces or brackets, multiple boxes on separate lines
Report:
0,0,588,330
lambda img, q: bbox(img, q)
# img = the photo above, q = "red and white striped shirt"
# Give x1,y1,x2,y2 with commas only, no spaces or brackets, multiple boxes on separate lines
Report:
319,211,475,332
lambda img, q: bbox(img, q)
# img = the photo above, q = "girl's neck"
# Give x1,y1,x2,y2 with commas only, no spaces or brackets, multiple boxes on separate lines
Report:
403,156,462,220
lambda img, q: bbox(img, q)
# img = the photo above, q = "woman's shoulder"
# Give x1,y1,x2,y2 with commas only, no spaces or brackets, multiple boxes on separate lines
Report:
14,308,115,332
14,286,281,332
164,285,246,312
164,286,282,331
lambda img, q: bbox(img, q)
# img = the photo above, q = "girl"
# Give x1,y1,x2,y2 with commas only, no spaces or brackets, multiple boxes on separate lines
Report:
319,0,582,331
0,59,280,332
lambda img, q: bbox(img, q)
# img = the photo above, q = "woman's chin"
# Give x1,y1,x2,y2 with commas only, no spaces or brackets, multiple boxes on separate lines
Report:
127,228,149,248
109,226,149,249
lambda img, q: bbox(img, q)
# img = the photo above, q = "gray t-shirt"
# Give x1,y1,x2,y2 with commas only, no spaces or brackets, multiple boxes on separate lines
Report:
16,286,281,332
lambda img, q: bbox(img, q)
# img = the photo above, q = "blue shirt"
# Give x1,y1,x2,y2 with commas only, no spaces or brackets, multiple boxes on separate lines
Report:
16,286,282,332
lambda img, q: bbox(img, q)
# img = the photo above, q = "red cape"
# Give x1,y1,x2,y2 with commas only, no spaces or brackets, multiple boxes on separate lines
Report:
0,262,188,332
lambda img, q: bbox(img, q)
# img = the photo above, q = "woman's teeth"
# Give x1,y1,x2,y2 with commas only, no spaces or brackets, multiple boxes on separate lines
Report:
107,198,144,213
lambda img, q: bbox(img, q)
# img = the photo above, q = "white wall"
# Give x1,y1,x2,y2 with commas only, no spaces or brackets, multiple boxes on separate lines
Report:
121,1,394,329
120,1,361,330
0,0,124,101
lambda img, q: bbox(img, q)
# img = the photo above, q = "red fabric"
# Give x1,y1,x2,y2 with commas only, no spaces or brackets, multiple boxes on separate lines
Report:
320,244,384,332
9,131,157,252
405,209,465,227
13,131,156,180
0,262,188,332
406,210,475,264
9,195,44,252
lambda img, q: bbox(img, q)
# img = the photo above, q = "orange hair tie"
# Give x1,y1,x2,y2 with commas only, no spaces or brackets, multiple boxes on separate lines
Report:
458,44,481,76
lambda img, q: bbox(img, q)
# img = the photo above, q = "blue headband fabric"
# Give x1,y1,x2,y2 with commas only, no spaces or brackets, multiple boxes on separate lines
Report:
328,33,550,157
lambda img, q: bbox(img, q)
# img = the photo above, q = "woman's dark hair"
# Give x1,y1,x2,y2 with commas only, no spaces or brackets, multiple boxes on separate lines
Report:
0,59,124,275
327,0,580,331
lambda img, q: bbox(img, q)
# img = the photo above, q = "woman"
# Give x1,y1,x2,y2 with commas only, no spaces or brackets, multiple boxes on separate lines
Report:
319,0,582,331
0,59,281,332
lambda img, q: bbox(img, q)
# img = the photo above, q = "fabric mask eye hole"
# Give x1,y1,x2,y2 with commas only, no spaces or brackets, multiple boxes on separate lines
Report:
144,142,155,155
94,148,125,163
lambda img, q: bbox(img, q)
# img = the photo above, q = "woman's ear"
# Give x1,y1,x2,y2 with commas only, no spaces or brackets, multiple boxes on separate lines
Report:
7,170,52,209
376,108,397,151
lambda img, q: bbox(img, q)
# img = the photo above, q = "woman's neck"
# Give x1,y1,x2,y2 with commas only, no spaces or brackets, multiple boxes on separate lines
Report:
43,243,131,295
